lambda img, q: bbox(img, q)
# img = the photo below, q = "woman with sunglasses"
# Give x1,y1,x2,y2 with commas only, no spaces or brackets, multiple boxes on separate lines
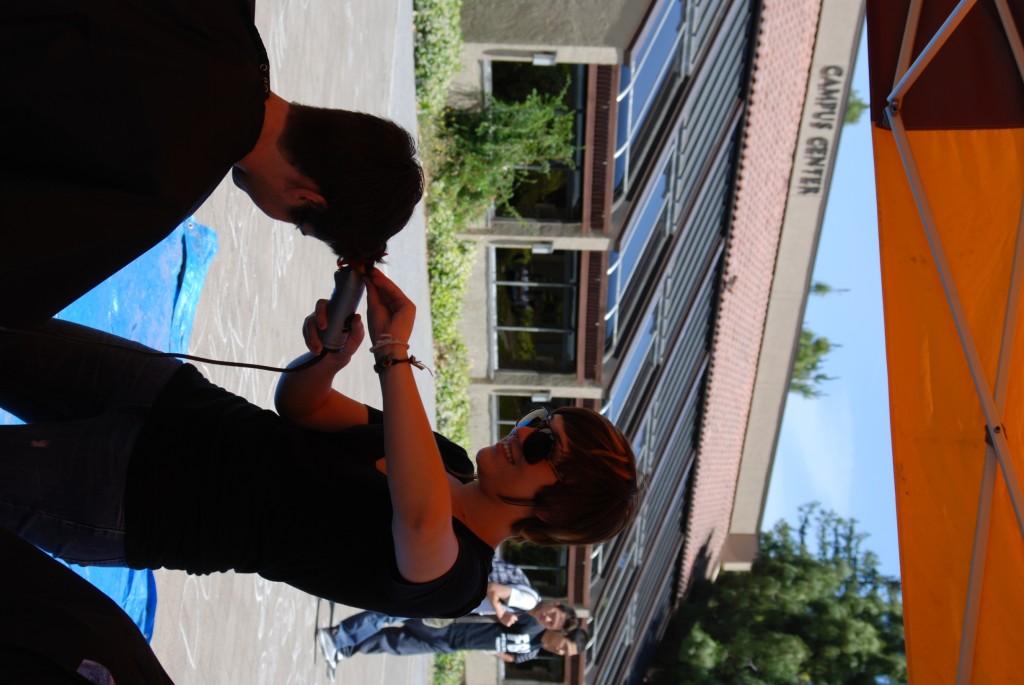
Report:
0,268,638,619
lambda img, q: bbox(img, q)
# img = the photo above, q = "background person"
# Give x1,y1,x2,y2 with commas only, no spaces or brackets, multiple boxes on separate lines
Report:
1,0,423,326
318,556,544,653
316,602,586,670
0,269,639,621
480,556,542,625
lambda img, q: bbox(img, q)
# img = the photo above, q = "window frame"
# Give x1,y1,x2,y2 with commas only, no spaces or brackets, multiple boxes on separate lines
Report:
490,247,581,374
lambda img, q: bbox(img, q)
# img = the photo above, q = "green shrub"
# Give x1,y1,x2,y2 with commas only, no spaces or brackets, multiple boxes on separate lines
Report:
426,194,473,445
414,0,575,446
438,91,576,224
414,0,464,118
424,93,573,441
433,651,466,685
414,7,470,681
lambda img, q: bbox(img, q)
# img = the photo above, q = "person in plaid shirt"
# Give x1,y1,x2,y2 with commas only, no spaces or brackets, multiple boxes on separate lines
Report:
316,556,542,656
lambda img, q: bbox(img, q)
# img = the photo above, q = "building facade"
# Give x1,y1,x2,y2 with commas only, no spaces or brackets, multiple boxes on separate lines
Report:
453,1,863,683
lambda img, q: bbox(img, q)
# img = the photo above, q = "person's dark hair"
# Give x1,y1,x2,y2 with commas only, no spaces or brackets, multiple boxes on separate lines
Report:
565,627,589,654
507,407,639,545
280,104,424,263
556,603,579,632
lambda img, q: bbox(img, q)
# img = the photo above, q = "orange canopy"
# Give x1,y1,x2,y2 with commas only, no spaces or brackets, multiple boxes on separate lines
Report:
868,1,1024,682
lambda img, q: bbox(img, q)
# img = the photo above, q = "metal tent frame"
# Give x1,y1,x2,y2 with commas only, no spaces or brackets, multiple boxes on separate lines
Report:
882,1,1024,681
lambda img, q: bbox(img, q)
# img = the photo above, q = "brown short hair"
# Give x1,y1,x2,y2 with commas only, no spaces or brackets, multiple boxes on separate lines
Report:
508,407,639,545
280,104,424,263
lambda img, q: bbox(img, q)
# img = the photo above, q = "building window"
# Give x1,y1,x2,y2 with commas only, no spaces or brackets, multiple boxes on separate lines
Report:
501,541,569,599
635,411,654,471
605,159,672,353
492,62,587,222
604,308,658,424
494,248,579,373
588,601,606,664
504,655,566,683
590,543,605,580
620,165,671,282
604,252,621,353
614,0,686,197
502,536,571,683
494,394,575,444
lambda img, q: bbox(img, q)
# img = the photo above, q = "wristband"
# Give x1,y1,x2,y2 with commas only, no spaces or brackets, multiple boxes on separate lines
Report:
373,353,433,376
369,340,410,354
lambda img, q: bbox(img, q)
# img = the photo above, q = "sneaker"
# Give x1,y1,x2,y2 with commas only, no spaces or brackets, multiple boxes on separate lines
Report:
317,628,344,668
325,658,337,683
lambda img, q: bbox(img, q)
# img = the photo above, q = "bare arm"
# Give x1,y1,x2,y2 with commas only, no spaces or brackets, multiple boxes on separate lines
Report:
487,583,519,626
367,269,458,583
274,303,369,431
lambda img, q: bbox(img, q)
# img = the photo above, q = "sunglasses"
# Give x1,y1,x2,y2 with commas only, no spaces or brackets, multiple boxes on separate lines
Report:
514,408,560,471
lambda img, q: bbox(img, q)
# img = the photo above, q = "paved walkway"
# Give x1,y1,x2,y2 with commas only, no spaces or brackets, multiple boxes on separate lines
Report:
150,2,432,683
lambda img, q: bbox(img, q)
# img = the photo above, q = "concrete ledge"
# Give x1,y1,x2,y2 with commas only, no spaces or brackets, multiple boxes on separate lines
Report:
464,42,619,65
472,373,604,399
718,532,759,573
460,219,610,252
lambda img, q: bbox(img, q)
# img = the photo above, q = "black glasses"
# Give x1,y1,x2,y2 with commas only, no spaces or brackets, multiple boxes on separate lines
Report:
514,408,560,469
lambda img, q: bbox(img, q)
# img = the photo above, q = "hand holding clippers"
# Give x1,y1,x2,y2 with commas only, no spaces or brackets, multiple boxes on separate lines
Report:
319,265,366,353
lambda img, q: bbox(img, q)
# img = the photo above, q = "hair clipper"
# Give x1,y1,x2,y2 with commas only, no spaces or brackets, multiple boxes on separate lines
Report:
319,266,365,352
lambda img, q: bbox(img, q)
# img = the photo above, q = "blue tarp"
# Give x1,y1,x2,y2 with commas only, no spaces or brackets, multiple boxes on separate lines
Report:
0,219,218,641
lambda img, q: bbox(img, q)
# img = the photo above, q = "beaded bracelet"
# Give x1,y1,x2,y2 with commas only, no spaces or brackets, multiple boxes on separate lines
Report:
368,334,410,355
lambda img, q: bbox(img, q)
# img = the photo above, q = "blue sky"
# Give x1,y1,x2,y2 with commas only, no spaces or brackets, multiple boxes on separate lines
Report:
761,30,903,578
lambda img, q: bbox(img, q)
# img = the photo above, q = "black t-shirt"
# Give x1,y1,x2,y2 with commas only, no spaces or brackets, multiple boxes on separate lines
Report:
447,614,545,661
0,0,269,325
125,364,493,618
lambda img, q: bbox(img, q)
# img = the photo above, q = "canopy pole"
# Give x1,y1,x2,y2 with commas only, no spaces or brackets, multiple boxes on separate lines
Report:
956,199,1024,684
888,0,978,105
893,0,924,88
993,0,1024,81
994,199,1024,409
884,4,1024,682
885,109,1024,540
957,449,996,685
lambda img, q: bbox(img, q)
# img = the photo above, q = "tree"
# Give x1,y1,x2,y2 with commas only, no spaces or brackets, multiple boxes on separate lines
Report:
790,283,844,397
790,327,836,398
649,504,905,685
809,281,849,297
844,89,868,125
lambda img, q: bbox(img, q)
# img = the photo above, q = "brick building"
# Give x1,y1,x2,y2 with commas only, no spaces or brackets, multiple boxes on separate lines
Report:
451,1,864,682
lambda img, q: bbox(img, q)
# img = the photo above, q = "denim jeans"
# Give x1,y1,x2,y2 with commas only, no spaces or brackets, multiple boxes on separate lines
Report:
337,616,457,658
0,320,181,565
331,611,408,652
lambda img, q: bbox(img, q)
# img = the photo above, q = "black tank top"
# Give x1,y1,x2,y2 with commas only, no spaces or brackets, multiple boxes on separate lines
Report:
125,364,492,618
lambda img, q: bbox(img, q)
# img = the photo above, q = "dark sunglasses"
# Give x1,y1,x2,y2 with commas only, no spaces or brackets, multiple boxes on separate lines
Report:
514,408,560,469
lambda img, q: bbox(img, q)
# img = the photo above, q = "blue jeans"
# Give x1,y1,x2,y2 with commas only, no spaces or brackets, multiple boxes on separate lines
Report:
339,616,456,658
331,611,408,652
0,320,181,564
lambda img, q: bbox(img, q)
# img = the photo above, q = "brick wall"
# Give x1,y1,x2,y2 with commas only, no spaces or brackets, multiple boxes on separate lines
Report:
679,0,824,595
